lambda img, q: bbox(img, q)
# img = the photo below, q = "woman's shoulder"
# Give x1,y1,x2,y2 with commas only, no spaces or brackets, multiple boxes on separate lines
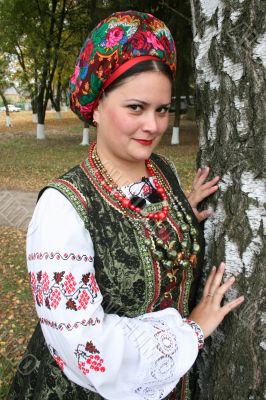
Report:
151,152,180,183
37,162,90,227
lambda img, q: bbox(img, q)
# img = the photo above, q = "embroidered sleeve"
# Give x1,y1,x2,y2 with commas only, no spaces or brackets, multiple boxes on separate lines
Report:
183,318,204,349
27,188,199,399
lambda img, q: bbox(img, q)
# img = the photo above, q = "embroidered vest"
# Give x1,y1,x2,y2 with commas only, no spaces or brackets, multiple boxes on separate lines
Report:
37,152,205,400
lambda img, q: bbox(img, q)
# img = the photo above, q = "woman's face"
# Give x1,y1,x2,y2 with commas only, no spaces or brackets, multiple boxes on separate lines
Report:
93,70,172,166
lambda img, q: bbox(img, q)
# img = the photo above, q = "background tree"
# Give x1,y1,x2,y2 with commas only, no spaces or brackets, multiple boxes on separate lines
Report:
0,0,75,138
0,0,196,144
0,0,42,123
0,54,12,127
190,0,265,398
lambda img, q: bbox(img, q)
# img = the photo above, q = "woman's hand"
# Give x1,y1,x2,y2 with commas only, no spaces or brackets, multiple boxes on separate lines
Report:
188,262,245,339
187,167,219,222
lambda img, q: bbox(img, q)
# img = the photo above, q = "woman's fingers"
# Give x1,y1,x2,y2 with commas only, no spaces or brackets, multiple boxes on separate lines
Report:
203,263,235,301
194,177,220,197
221,296,245,316
189,173,220,208
192,167,210,189
208,262,226,293
192,168,202,185
203,266,217,297
204,264,244,309
200,175,220,190
190,262,245,338
193,208,213,222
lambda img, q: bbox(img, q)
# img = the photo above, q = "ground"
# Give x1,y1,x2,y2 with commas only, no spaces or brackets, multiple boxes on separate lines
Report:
0,110,199,398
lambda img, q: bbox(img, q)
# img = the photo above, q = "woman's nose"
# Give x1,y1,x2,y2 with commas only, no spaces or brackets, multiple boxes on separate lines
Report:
142,112,158,133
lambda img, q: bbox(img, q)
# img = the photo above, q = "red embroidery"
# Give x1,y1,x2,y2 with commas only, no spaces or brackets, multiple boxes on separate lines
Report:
40,317,101,331
29,271,100,311
142,183,152,195
50,288,61,309
42,272,50,292
28,251,94,262
78,290,90,310
64,273,77,294
75,341,106,375
49,345,66,371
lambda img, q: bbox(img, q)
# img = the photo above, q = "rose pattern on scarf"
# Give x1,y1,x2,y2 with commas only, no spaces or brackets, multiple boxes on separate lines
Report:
106,26,124,47
68,11,176,124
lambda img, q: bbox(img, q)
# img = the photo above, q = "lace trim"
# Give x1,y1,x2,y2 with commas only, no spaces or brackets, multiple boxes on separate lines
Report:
131,317,178,398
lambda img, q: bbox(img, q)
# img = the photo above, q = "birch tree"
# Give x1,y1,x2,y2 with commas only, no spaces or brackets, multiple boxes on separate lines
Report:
190,0,266,399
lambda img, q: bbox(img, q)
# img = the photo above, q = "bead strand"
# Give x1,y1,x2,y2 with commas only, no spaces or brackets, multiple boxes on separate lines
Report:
89,142,169,221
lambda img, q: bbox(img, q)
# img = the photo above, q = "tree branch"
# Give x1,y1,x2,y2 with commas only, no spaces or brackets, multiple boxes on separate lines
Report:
159,1,191,23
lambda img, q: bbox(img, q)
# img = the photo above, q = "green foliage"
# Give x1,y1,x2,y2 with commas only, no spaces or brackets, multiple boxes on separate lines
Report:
0,0,194,125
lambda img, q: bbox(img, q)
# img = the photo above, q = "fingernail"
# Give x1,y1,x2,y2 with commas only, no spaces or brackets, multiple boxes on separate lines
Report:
229,276,235,282
212,266,216,271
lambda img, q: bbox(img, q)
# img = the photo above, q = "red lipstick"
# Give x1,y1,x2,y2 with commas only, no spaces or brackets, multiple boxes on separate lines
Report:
134,139,153,146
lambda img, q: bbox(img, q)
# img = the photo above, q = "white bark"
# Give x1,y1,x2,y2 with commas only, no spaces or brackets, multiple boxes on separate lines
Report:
32,113,37,123
80,127,89,146
6,115,12,127
191,0,266,398
37,124,45,140
56,111,62,119
171,127,179,145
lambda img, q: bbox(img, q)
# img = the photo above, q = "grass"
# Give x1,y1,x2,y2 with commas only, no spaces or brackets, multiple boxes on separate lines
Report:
0,227,37,399
0,111,199,398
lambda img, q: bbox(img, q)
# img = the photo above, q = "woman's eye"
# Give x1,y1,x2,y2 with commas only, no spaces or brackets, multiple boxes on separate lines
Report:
128,104,142,112
157,106,170,114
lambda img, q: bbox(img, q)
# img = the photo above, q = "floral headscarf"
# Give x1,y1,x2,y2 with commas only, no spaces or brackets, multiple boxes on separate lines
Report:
69,10,176,124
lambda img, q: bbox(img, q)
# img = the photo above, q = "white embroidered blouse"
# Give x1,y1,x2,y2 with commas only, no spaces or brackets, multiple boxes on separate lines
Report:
27,184,204,400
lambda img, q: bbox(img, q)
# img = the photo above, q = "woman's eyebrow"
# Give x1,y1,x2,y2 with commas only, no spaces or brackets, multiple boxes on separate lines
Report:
125,98,171,106
125,99,148,104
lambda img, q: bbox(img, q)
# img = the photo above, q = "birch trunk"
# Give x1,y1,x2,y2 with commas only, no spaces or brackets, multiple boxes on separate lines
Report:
190,1,266,399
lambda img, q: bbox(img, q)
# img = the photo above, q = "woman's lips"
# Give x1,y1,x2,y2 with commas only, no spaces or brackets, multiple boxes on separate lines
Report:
134,139,153,146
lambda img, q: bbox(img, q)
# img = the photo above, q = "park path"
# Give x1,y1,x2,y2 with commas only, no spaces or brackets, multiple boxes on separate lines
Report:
0,189,38,230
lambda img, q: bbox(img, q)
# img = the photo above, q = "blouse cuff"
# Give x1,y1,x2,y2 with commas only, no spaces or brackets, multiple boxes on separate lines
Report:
183,318,204,349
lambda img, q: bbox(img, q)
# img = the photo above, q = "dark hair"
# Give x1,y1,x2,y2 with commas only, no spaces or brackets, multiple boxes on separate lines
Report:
104,60,173,95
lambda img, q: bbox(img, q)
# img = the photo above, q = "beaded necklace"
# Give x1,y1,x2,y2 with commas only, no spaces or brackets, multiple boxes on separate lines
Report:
88,141,200,308
90,142,169,221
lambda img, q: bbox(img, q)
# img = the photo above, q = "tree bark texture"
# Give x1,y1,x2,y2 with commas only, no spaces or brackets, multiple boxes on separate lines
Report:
0,89,10,117
190,1,265,399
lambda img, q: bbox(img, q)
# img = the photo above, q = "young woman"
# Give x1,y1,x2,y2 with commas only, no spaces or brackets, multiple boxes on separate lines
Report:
9,10,244,400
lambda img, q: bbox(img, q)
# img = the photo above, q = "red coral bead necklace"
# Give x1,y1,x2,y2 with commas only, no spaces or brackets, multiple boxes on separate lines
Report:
89,141,169,220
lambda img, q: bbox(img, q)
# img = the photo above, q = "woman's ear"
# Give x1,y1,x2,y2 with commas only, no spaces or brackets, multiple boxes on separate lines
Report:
93,106,99,125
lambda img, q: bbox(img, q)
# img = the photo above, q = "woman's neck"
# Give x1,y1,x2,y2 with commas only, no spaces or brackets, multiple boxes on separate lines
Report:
95,146,151,188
